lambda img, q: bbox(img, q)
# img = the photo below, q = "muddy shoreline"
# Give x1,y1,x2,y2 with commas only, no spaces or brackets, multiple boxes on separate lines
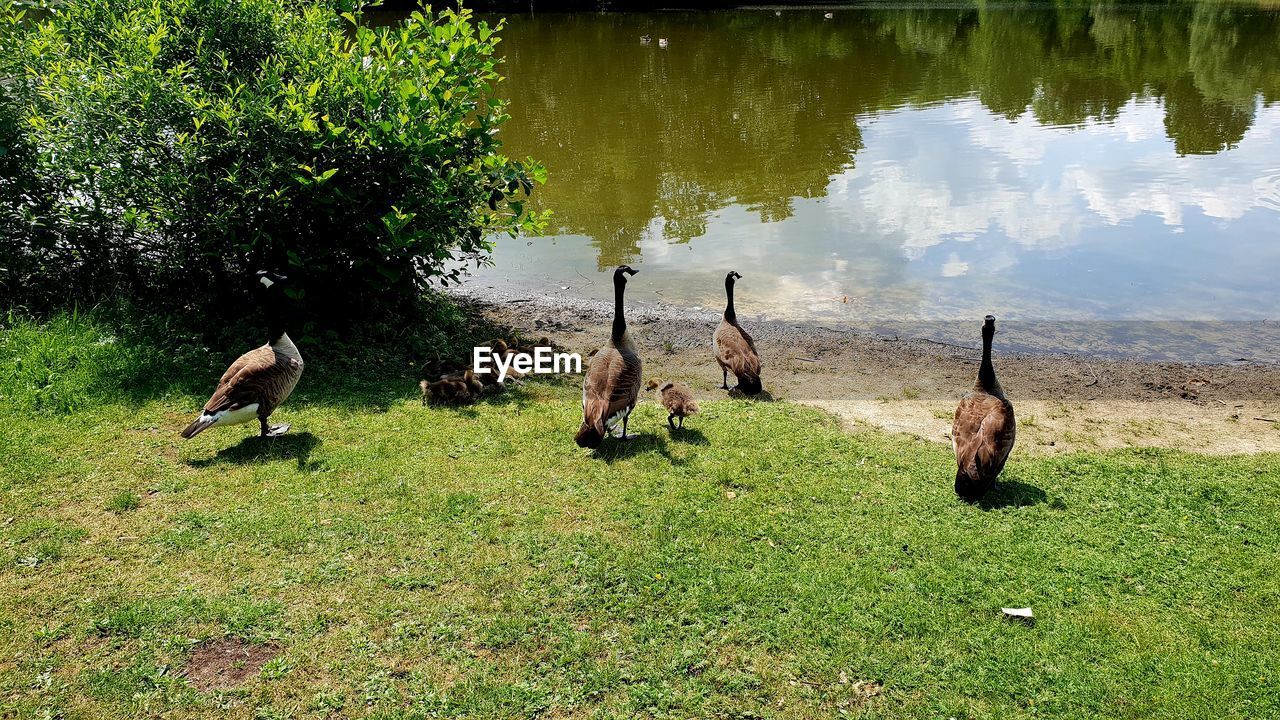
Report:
450,284,1280,455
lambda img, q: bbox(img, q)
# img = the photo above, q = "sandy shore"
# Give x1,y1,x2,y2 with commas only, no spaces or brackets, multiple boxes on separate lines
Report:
450,284,1280,456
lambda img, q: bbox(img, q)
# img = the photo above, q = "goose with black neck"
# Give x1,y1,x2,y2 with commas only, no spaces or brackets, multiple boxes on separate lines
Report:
952,315,1016,501
181,270,305,440
713,271,762,395
575,265,643,448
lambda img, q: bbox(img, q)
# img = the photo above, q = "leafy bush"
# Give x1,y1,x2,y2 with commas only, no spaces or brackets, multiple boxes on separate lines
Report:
0,13,47,306
0,0,546,335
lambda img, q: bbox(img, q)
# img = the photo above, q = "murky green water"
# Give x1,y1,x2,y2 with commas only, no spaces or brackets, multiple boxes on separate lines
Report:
468,4,1280,356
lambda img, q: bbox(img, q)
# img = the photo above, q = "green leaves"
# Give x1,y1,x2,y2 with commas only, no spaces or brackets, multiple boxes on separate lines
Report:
2,0,545,330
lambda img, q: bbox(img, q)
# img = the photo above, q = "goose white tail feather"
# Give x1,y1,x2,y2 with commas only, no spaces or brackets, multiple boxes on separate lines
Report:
180,417,215,439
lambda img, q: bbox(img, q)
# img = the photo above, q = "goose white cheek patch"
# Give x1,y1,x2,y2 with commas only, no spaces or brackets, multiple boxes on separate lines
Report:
473,347,582,382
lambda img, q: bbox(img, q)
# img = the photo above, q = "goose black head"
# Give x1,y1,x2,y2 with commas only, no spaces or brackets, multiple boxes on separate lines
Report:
726,271,742,282
983,314,996,338
614,265,638,283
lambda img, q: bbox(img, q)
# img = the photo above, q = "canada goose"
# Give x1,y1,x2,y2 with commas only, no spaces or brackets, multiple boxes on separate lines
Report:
181,271,304,439
824,12,834,19
576,265,642,448
713,271,762,395
648,379,699,430
658,38,669,49
640,34,652,45
952,315,1016,501
422,369,483,406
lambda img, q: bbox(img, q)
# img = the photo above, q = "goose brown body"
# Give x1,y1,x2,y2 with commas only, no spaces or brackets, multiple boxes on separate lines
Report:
181,272,303,439
713,271,762,394
952,315,1016,500
576,266,642,448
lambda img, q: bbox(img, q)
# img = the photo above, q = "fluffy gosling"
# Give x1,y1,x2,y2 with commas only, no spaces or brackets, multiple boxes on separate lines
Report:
421,369,483,406
648,379,699,430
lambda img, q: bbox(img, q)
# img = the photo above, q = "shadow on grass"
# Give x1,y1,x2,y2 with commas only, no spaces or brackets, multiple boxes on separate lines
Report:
592,432,673,464
979,479,1048,510
667,426,710,445
418,382,550,418
422,402,482,419
186,432,321,471
478,384,548,412
4,293,527,415
727,388,776,402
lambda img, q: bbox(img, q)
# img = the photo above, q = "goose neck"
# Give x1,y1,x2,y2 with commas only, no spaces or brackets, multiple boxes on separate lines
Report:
977,331,999,393
263,286,288,346
611,276,627,342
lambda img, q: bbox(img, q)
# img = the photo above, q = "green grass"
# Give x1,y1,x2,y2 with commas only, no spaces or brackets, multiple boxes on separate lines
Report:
1,319,1279,719
104,491,142,513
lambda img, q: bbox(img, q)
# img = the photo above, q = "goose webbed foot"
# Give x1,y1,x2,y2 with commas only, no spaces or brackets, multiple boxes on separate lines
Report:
259,417,290,437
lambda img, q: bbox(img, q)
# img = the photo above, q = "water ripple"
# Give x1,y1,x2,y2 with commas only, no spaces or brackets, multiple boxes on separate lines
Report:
1256,170,1280,212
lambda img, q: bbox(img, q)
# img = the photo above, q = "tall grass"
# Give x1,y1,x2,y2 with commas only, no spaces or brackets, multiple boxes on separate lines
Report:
0,293,524,416
0,311,209,414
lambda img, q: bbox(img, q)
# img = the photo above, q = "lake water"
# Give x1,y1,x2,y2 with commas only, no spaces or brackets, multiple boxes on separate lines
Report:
467,5,1280,360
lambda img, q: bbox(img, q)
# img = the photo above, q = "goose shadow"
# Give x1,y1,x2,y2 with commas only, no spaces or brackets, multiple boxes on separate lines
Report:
727,388,776,402
978,479,1048,510
667,426,710,445
186,432,321,470
422,402,481,419
591,432,673,464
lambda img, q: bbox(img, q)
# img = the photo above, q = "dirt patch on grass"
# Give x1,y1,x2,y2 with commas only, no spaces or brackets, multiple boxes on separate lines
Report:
184,638,280,692
456,287,1280,456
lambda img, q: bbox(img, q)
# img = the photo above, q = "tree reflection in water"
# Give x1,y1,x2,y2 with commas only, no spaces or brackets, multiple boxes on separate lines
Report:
491,4,1280,268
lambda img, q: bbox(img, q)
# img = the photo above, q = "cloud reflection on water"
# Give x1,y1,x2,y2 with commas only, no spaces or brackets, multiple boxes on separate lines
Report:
471,6,1280,342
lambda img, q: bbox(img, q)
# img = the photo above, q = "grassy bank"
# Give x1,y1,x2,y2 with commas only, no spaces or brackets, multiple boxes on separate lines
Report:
1,320,1278,719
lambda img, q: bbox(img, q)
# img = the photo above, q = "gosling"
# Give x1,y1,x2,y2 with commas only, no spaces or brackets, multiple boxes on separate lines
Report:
421,369,483,406
648,379,699,430
475,339,517,387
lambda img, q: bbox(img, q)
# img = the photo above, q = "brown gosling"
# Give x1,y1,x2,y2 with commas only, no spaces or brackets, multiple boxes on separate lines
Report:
422,369,483,406
474,339,511,388
648,379,699,430
509,335,553,358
